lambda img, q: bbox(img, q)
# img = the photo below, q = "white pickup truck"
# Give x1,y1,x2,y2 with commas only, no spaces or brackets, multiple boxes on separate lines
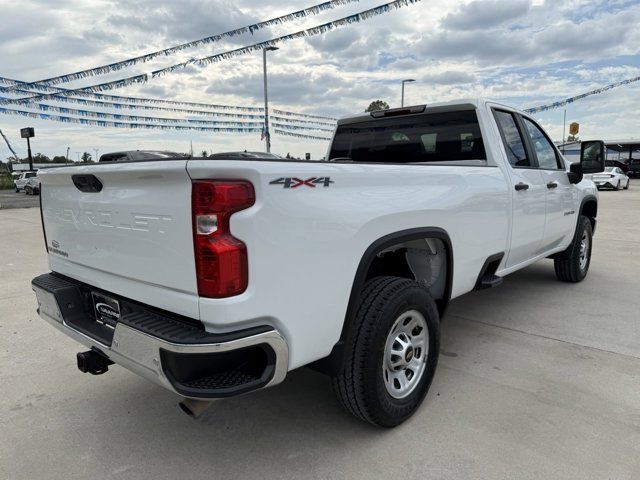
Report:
31,99,604,427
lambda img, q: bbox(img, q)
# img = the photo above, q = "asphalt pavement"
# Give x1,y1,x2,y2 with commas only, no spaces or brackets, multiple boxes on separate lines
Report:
0,189,40,209
0,183,638,480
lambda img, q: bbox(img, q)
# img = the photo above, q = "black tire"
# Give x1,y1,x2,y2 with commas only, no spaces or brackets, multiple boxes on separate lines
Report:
554,215,593,282
331,276,440,427
15,187,19,193
624,180,629,190
616,180,621,190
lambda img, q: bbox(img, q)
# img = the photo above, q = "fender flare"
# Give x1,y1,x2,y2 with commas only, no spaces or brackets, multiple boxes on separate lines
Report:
579,194,598,232
344,227,453,327
310,227,454,376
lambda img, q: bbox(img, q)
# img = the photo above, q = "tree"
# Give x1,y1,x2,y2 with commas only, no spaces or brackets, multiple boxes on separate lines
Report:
33,153,51,163
51,155,68,163
81,152,92,163
201,150,208,157
365,100,390,112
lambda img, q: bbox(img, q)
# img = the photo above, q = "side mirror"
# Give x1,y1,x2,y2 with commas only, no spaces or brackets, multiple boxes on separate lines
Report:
568,162,583,184
580,140,606,174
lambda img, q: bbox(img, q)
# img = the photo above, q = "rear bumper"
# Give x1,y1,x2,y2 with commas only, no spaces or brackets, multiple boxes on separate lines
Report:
31,273,288,399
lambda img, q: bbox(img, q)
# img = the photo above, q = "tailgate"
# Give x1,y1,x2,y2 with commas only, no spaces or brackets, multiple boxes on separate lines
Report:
39,161,199,317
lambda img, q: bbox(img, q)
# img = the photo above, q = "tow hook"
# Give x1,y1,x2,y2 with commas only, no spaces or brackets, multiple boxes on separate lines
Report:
178,398,214,419
76,350,113,375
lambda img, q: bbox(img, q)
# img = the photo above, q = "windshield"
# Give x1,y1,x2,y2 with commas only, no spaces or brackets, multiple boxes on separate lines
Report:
605,167,615,172
329,110,486,164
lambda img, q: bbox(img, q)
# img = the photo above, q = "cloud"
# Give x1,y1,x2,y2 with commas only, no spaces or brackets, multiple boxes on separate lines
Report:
442,0,531,31
0,0,639,159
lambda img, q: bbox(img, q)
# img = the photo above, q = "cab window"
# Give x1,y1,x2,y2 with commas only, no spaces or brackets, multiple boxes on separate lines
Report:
522,118,562,170
493,110,530,167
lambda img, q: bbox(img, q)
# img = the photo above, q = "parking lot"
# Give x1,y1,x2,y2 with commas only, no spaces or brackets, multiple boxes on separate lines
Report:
1,185,638,479
0,189,40,210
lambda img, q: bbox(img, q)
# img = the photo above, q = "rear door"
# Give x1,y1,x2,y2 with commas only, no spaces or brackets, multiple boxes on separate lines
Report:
520,116,577,251
492,109,546,268
39,160,199,317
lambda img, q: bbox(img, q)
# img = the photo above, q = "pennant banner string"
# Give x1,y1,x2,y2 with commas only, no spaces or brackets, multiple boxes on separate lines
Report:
271,122,333,132
0,78,262,111
273,128,331,141
0,96,335,129
0,77,337,121
0,106,263,133
0,98,261,127
4,0,419,106
523,75,640,114
2,0,361,91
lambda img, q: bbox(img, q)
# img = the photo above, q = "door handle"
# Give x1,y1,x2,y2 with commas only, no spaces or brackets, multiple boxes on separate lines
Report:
547,182,558,189
514,182,529,191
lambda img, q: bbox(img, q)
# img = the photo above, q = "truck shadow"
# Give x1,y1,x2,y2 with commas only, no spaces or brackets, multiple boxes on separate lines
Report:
54,260,602,474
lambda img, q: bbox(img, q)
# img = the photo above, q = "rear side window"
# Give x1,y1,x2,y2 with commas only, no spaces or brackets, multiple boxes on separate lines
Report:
25,172,37,178
329,110,486,164
493,110,530,168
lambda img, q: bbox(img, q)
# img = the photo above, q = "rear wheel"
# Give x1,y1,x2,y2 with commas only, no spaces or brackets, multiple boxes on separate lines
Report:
624,179,629,190
331,276,440,427
615,180,621,190
554,215,593,282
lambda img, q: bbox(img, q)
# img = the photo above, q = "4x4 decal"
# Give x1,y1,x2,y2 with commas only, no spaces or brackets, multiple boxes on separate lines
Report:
269,177,334,188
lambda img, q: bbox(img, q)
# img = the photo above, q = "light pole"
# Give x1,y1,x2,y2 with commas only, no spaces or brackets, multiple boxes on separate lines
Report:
66,146,70,164
262,46,279,153
401,79,415,107
94,148,99,162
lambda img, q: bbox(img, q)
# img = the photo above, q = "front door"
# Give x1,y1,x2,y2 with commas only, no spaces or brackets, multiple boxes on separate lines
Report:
520,116,577,251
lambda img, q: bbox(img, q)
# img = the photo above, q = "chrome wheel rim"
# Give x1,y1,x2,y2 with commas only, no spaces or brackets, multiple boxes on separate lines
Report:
383,310,429,399
579,232,590,271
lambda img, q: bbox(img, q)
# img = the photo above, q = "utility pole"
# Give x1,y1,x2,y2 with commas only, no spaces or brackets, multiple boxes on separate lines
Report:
66,146,70,164
263,46,279,153
401,79,415,107
562,109,566,155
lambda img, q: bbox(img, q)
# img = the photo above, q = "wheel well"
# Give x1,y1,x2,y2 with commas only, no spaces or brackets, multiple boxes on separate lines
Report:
581,199,597,229
349,228,453,321
309,228,453,376
364,238,449,310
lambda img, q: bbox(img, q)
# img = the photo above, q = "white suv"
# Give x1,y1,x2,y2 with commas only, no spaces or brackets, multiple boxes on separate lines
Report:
14,171,37,192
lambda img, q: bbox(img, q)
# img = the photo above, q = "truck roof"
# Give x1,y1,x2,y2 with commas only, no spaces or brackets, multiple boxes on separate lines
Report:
337,98,517,125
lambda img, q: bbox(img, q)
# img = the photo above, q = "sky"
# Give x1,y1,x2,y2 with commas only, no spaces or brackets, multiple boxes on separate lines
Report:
0,0,639,161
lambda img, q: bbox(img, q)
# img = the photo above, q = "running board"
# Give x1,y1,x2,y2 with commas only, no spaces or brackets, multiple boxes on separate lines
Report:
474,253,505,291
476,274,503,290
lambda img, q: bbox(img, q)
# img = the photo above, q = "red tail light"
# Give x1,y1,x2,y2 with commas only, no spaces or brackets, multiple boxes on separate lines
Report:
192,180,255,298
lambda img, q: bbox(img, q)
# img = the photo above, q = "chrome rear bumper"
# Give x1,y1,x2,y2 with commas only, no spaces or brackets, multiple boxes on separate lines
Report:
32,273,288,399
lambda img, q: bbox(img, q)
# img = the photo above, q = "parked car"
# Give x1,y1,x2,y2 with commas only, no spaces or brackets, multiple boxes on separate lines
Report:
13,171,37,192
592,166,630,190
99,150,186,162
627,159,640,178
605,159,628,172
208,151,283,160
31,99,604,427
24,176,41,195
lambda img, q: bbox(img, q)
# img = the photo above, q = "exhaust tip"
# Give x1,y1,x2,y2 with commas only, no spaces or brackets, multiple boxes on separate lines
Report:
178,398,213,419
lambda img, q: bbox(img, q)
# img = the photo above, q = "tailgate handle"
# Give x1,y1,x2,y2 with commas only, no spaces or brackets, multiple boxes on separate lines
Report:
72,175,103,193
